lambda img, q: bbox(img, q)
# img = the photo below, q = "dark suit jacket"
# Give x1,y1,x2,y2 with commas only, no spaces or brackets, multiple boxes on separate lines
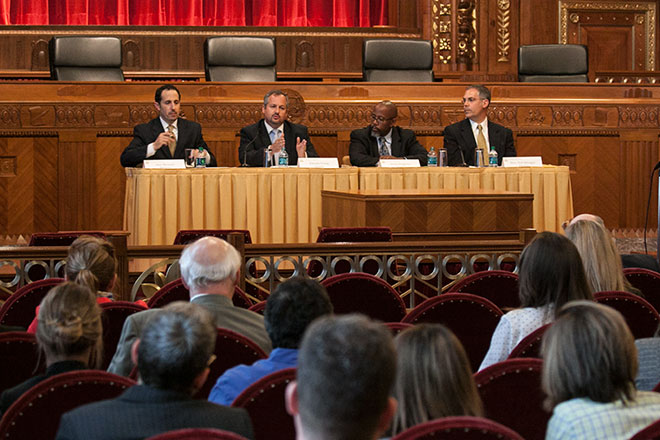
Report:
239,119,318,167
349,126,428,167
120,117,217,167
443,118,516,166
55,385,254,440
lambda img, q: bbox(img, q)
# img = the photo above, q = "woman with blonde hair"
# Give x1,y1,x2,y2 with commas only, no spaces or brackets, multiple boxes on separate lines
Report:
543,300,660,439
28,235,117,333
0,282,103,414
389,324,483,435
565,219,640,295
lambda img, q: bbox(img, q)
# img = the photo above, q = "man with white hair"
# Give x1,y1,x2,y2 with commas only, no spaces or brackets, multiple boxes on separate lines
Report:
108,237,271,377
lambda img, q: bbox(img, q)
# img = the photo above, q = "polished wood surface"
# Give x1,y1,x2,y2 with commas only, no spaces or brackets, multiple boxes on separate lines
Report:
322,189,533,240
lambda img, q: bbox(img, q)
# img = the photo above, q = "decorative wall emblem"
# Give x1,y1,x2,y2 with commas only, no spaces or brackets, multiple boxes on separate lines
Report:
497,0,511,62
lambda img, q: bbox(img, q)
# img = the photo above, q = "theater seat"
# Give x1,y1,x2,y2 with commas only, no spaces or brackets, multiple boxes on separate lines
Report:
204,37,276,82
363,39,433,82
49,37,124,81
518,44,588,82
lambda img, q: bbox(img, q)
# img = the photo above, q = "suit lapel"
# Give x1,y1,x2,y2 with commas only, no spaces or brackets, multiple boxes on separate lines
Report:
173,118,188,158
258,120,272,149
487,121,501,149
460,119,477,149
367,127,380,157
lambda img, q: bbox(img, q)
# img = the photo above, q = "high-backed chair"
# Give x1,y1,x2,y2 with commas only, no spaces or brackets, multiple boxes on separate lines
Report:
391,416,525,440
474,358,549,440
49,37,124,81
146,278,253,310
146,429,250,440
99,301,148,370
518,44,588,82
402,293,503,372
173,229,252,245
0,331,46,393
204,37,276,82
624,267,660,313
363,39,433,82
507,323,551,359
631,419,660,440
0,370,135,439
232,368,296,440
321,272,407,322
447,270,520,310
594,291,660,339
0,278,64,328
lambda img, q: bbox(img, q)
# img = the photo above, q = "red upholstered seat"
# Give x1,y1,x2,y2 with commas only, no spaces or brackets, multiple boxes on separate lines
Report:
0,370,135,439
594,291,660,339
232,368,296,440
146,428,250,440
507,323,552,359
402,293,503,372
0,278,64,328
448,270,520,310
631,418,660,440
474,358,549,440
99,301,148,369
146,279,253,310
391,416,525,440
0,331,46,393
321,272,407,322
624,268,660,314
247,301,266,315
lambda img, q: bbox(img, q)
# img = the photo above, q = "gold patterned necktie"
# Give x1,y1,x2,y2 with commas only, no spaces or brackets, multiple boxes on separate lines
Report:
167,124,176,157
477,124,488,160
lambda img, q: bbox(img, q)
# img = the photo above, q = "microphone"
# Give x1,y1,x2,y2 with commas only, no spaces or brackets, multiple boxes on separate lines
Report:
239,135,259,167
458,147,468,167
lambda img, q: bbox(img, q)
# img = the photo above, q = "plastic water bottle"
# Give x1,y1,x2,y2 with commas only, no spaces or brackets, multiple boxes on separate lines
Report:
488,147,498,167
278,147,289,167
427,147,438,167
196,147,206,168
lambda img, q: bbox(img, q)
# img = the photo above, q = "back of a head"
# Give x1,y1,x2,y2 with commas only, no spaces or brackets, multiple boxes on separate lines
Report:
391,324,483,434
37,282,103,368
179,237,240,291
137,302,216,394
541,300,637,408
519,232,593,316
264,277,333,349
65,235,117,293
297,314,395,440
565,219,626,293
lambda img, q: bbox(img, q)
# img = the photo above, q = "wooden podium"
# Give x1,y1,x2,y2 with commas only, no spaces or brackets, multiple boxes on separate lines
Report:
321,189,534,241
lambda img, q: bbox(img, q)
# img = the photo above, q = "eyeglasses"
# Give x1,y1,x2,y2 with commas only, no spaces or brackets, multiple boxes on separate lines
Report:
206,354,217,367
371,114,394,123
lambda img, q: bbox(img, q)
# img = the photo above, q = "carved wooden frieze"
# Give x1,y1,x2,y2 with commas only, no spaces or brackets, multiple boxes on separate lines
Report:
0,107,21,129
456,0,477,66
129,105,159,125
618,106,659,127
0,157,16,177
489,105,517,126
295,40,315,71
306,105,372,127
552,106,583,126
432,0,453,64
22,106,54,127
94,106,130,127
497,0,511,62
194,105,261,127
55,106,94,127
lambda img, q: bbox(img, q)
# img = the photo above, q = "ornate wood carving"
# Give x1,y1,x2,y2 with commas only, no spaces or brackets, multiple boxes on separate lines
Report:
618,106,659,128
497,0,511,62
456,1,477,67
432,0,452,64
0,157,16,177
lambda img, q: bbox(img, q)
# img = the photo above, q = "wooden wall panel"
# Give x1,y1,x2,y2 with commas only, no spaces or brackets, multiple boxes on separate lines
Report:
519,0,558,45
32,137,59,233
57,131,97,230
95,137,128,231
620,131,659,228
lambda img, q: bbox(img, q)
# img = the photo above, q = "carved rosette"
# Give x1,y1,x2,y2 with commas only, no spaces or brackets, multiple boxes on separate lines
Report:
488,105,516,126
55,106,94,127
618,106,659,128
456,0,477,66
432,0,452,64
552,106,583,126
280,89,306,124
0,107,21,129
497,0,510,62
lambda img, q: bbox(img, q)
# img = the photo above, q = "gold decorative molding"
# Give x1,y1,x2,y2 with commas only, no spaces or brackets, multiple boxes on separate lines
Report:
432,0,452,64
497,0,511,62
559,1,656,69
456,0,477,65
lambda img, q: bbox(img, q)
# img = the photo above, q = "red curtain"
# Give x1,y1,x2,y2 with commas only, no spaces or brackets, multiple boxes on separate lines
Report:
0,0,388,26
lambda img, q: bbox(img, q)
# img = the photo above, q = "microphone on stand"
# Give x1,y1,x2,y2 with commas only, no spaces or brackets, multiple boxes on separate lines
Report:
239,136,259,167
458,147,468,167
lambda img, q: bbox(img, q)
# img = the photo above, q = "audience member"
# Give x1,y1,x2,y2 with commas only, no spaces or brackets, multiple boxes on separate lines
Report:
108,237,271,376
543,301,660,440
209,277,332,405
28,235,117,333
239,89,318,166
444,85,516,166
565,219,641,295
56,302,254,440
0,282,102,415
635,324,660,391
479,232,593,370
349,100,428,166
389,324,483,436
120,84,216,167
285,314,397,440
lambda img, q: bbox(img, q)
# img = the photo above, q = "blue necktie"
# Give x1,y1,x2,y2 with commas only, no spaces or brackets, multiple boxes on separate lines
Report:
379,137,388,156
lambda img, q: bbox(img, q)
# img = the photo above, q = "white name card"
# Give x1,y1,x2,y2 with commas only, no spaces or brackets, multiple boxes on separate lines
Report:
297,157,339,168
502,156,543,167
378,159,421,168
143,159,186,169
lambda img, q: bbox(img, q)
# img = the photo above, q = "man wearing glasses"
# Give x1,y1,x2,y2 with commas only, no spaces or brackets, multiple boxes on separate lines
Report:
349,100,428,167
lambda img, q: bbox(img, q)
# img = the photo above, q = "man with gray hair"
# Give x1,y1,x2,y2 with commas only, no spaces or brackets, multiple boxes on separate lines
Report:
57,302,255,439
239,89,318,166
285,314,397,440
108,237,271,376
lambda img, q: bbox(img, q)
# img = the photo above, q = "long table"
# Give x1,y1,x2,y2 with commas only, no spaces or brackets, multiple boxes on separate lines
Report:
123,165,573,245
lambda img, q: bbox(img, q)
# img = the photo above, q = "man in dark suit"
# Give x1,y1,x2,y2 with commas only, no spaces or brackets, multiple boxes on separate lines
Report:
444,85,516,166
107,237,271,377
239,89,318,167
120,85,217,167
349,100,428,166
55,302,255,440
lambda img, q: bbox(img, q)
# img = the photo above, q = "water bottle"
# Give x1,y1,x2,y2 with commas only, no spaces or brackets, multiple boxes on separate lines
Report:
196,147,206,168
427,147,438,167
488,147,498,167
278,147,289,167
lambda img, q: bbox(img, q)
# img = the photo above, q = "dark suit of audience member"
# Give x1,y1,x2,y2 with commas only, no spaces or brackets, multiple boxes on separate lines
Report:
240,119,317,166
56,303,254,440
